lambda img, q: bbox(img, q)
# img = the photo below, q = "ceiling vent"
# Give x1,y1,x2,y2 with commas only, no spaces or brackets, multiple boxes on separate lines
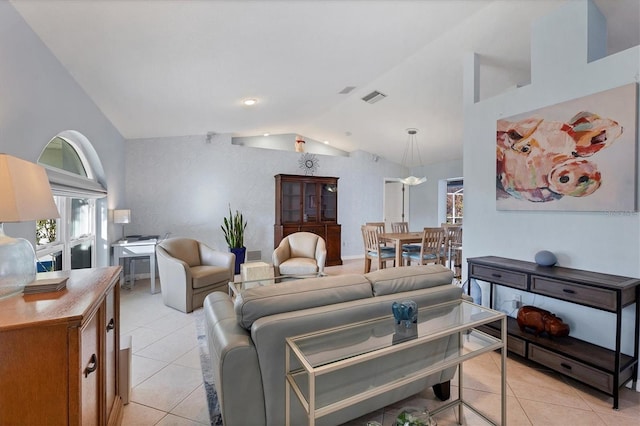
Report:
338,86,356,94
361,90,387,104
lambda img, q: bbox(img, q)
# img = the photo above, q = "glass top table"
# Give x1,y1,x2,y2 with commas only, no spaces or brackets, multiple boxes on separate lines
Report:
228,272,326,297
285,299,507,425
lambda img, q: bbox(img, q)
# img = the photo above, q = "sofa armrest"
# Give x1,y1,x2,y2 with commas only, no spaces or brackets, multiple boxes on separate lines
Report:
272,240,290,268
315,238,327,273
156,246,193,312
200,243,235,280
156,245,192,285
204,293,266,426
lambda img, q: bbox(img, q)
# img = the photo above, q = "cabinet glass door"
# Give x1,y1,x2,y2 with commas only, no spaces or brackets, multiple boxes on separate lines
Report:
321,183,337,221
303,183,318,223
282,182,302,223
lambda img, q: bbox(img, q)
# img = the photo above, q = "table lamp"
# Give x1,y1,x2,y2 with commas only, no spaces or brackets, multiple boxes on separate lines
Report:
0,154,60,299
113,209,131,241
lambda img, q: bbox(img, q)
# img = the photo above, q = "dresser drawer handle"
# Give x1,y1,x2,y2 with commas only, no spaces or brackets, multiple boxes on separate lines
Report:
560,362,572,370
106,318,115,331
491,273,502,278
84,354,98,378
562,288,576,294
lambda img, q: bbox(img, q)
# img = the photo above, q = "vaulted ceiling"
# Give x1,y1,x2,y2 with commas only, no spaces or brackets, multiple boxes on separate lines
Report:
11,0,640,165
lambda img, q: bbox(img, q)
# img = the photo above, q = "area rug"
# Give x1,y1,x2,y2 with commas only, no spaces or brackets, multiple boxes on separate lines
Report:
194,308,224,425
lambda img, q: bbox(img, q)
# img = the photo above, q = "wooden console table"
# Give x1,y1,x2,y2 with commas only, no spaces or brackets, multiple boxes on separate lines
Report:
0,267,123,425
467,256,640,409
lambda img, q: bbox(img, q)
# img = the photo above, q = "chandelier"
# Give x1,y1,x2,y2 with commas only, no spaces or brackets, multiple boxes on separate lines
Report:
400,128,426,186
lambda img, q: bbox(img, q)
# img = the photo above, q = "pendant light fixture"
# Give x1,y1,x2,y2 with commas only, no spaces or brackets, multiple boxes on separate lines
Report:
400,128,426,186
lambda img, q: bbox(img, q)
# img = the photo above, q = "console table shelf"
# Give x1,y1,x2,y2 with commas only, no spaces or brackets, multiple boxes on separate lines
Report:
468,256,640,409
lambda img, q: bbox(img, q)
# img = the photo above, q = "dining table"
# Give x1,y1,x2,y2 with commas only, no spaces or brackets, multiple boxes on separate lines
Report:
379,231,423,266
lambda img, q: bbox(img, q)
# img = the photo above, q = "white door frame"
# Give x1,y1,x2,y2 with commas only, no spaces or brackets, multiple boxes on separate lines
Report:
383,178,408,229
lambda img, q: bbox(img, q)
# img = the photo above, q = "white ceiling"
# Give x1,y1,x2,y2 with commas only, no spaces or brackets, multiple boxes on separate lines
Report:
11,0,640,166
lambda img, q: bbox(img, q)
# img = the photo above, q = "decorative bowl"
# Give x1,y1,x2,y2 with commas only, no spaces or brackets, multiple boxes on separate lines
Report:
534,250,557,267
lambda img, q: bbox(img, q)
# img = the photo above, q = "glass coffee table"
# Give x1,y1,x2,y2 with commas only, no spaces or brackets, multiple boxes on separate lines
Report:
228,272,326,298
285,299,507,426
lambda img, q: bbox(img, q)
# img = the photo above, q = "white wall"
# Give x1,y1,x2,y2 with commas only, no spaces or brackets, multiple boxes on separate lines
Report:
0,2,127,267
463,0,640,355
124,135,430,261
409,159,464,228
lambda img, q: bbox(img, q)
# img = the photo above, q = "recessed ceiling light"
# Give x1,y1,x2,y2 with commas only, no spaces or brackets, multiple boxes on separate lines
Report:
323,141,329,145
263,133,270,137
243,98,257,106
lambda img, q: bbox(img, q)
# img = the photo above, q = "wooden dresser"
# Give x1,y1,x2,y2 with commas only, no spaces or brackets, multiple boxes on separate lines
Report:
0,267,123,425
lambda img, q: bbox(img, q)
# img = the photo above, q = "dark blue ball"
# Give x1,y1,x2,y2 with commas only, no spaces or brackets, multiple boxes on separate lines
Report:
535,250,557,267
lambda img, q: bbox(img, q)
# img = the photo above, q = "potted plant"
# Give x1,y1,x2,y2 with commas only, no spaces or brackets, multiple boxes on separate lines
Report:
221,206,248,274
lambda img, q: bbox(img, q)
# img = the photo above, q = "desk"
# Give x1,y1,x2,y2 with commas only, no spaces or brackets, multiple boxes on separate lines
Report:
379,232,423,266
112,238,158,294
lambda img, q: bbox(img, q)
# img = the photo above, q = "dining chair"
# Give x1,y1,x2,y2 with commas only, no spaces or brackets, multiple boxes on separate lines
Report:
441,224,463,268
403,227,445,266
390,221,421,252
442,225,463,279
390,221,409,233
361,225,396,273
365,222,395,253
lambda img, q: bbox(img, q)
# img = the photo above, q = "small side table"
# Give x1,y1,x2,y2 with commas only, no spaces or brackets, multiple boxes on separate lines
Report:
241,261,275,288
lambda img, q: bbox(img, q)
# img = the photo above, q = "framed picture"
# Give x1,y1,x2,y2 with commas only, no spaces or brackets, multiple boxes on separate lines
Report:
496,83,637,211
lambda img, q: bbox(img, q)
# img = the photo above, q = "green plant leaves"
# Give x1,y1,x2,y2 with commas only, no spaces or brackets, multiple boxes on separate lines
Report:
221,206,247,248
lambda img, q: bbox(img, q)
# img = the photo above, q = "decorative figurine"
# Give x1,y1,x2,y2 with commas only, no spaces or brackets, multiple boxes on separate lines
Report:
392,300,418,328
517,305,570,337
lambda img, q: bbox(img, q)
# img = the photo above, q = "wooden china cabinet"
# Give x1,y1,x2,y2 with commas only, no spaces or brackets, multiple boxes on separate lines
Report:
274,174,342,266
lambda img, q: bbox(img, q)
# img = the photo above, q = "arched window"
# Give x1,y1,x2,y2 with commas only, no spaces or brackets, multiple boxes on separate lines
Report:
36,132,106,271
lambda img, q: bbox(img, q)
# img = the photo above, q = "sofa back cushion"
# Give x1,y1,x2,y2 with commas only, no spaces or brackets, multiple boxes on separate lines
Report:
286,232,320,258
366,264,454,296
158,238,201,267
234,274,372,329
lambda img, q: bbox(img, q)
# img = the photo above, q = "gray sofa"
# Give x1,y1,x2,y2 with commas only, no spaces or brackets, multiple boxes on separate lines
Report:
204,264,463,426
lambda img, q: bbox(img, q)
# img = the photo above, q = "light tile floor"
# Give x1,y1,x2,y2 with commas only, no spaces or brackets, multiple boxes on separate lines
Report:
121,259,639,425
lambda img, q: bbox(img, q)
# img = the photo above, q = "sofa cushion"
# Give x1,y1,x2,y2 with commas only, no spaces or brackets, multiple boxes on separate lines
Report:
278,257,318,275
287,232,320,258
366,265,454,296
191,265,231,289
159,238,200,267
234,274,372,329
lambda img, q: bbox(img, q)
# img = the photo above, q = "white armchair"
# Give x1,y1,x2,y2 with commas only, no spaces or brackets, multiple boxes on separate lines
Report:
156,238,234,313
273,232,326,276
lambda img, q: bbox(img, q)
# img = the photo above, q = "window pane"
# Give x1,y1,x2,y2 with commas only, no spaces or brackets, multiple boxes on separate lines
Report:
446,180,464,224
36,197,61,246
39,137,87,177
37,250,63,272
70,198,92,238
71,242,92,269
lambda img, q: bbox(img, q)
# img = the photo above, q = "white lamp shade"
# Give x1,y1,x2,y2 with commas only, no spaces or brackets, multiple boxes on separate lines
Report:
0,154,60,222
113,209,131,224
400,176,427,186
